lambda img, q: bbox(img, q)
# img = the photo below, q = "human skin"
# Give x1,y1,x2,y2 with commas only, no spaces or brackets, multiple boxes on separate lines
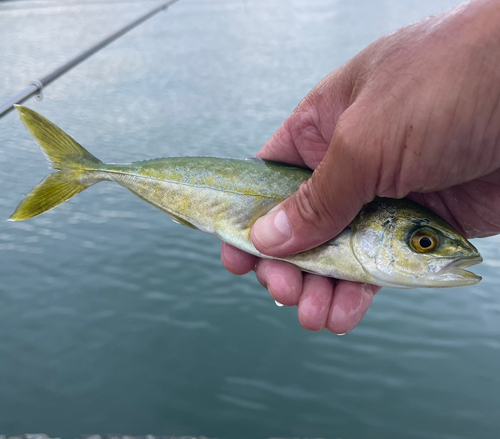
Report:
221,0,500,334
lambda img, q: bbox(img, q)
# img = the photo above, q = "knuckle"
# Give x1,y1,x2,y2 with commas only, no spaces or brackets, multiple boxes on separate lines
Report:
336,109,398,201
286,101,319,139
292,179,335,230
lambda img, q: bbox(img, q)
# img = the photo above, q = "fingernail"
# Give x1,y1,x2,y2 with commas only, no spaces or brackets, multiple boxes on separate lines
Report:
337,333,346,336
253,209,292,248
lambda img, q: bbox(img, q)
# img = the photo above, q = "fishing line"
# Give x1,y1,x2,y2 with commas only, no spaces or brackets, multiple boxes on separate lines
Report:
0,0,181,119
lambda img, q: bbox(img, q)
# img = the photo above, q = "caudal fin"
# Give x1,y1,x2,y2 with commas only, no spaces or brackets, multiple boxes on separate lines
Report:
10,106,103,221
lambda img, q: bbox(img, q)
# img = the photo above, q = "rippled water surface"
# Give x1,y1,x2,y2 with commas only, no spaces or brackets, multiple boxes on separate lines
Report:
1,0,499,438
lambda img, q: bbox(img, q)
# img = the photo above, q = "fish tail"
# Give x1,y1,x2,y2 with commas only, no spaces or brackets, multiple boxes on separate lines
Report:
10,106,104,221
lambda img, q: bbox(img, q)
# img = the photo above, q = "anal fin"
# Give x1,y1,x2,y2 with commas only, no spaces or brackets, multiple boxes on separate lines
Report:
168,213,199,230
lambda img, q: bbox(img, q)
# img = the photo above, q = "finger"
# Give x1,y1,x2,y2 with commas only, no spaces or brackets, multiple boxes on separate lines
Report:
255,259,303,306
252,107,379,257
255,104,327,169
325,281,380,334
256,66,353,170
409,182,500,239
297,274,335,331
220,242,257,275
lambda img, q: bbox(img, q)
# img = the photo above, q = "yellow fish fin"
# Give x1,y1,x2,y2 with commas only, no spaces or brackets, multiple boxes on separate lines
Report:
10,106,103,221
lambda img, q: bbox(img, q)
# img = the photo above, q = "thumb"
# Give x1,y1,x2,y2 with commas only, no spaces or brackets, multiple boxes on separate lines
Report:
251,117,378,257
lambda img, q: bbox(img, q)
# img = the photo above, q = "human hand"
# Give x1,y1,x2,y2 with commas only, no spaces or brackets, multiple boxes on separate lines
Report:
222,0,500,333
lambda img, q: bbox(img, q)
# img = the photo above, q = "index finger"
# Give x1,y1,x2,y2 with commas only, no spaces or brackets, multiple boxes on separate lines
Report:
256,67,353,170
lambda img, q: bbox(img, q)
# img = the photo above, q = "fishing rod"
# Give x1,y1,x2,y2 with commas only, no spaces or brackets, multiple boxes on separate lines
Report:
0,0,181,119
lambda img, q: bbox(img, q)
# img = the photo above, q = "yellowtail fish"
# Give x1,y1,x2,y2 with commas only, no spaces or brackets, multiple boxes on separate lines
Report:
11,106,482,288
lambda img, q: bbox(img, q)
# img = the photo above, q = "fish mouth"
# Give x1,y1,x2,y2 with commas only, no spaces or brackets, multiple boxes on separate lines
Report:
439,255,483,285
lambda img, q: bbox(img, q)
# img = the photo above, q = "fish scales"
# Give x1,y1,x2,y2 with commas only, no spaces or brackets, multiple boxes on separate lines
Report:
10,106,482,288
94,158,368,282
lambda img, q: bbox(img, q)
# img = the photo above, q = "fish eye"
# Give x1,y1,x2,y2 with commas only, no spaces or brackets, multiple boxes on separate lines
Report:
410,229,439,253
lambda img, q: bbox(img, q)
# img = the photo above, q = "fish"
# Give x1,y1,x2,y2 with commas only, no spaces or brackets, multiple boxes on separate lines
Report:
10,105,482,288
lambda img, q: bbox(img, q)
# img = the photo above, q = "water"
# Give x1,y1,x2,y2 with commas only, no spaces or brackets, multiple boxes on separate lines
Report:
1,0,499,438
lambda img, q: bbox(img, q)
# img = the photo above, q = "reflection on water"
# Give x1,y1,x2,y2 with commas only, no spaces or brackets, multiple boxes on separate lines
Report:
1,0,499,438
